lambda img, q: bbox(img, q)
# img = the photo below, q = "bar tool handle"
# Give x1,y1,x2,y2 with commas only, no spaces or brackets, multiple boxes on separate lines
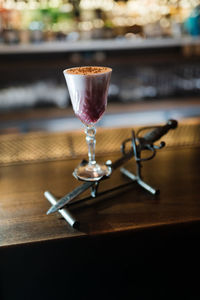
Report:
143,119,178,144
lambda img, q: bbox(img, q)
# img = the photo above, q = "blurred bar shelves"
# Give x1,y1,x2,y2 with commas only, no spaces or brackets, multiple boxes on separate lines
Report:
0,36,200,55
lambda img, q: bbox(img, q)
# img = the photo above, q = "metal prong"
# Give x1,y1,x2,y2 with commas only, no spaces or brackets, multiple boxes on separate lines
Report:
106,160,112,166
120,168,159,195
120,167,137,181
44,191,80,229
90,182,99,198
137,179,159,195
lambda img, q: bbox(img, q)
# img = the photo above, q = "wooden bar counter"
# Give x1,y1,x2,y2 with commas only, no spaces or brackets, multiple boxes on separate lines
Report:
0,118,200,299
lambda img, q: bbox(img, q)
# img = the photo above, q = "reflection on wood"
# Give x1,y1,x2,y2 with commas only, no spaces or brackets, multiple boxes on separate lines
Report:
0,120,200,247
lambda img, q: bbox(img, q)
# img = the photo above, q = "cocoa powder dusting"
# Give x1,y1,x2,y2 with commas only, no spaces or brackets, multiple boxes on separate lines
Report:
66,66,111,75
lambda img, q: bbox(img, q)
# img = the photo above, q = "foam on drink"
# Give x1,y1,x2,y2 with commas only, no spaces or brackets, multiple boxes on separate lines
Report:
66,66,111,75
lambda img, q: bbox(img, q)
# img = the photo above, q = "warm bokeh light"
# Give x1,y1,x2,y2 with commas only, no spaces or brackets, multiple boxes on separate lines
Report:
0,0,199,42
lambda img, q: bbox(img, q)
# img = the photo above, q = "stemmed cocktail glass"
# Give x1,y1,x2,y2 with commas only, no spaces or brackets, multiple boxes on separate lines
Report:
63,66,112,181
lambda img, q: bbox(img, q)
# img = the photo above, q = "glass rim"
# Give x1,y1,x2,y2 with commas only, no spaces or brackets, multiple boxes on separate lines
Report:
63,66,112,76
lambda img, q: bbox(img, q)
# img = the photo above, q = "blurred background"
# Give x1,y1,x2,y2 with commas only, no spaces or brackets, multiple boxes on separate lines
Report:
0,0,200,133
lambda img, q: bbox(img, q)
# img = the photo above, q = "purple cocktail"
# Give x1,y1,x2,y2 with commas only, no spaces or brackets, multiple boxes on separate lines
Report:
63,66,112,181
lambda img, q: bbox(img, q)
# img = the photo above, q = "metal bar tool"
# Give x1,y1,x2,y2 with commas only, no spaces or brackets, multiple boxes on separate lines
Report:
45,119,178,228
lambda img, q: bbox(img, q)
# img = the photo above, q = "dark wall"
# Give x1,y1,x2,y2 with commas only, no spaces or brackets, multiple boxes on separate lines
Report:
1,222,200,300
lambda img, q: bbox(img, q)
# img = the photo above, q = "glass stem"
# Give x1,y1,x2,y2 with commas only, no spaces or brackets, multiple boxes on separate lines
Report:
85,126,96,165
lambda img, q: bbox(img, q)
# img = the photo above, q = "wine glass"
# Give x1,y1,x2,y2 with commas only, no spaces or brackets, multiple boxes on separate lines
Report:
63,66,112,181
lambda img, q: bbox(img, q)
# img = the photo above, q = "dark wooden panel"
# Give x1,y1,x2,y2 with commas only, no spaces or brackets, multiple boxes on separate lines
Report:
0,134,200,247
0,123,200,299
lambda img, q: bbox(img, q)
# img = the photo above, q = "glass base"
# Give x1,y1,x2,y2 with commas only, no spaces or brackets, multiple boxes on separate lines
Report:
74,163,112,181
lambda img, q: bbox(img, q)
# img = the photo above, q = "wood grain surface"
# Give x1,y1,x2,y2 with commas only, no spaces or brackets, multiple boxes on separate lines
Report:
0,125,200,248
1,123,200,300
